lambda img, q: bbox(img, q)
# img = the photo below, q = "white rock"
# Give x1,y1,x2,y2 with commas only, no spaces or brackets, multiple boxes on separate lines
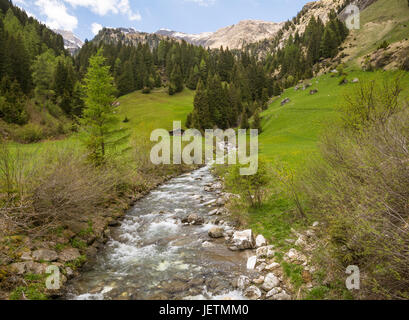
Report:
255,234,267,248
256,263,267,272
216,198,225,206
312,221,319,227
243,286,262,300
256,245,275,258
202,241,215,248
295,236,307,247
208,209,218,216
247,256,257,270
237,275,250,290
266,287,282,298
286,248,307,265
208,227,224,238
261,273,280,291
231,230,255,250
252,276,265,285
265,262,280,271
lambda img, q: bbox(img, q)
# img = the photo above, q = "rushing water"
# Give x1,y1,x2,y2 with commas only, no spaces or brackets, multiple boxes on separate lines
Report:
66,165,253,300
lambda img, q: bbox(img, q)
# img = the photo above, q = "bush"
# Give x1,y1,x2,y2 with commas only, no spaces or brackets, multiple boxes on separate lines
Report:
303,76,409,299
14,123,44,143
377,40,389,50
0,143,126,235
225,157,272,208
142,87,151,94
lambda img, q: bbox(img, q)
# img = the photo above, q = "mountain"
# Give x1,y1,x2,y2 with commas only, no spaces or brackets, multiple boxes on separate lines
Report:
92,27,171,49
54,29,84,55
156,20,284,50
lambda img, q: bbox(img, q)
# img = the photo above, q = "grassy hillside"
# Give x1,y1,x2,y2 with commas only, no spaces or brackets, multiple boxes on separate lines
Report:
116,88,195,138
258,69,409,168
342,0,409,67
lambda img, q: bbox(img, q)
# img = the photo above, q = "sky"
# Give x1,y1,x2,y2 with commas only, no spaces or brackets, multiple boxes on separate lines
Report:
13,0,314,41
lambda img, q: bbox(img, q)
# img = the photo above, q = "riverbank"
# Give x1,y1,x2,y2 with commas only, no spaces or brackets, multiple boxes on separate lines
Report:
0,162,196,300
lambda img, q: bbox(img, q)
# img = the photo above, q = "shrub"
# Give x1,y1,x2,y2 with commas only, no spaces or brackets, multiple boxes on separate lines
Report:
142,87,151,94
225,157,272,208
377,40,389,50
14,123,44,143
303,76,409,299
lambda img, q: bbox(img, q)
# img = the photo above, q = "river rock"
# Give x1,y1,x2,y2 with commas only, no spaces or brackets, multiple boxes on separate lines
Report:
231,230,255,250
236,275,250,290
256,263,267,272
246,256,257,270
266,287,291,300
216,198,225,206
202,241,215,248
256,245,275,259
32,249,58,262
265,262,280,271
253,276,265,285
255,235,267,248
261,273,280,291
208,209,219,216
208,227,224,238
59,248,81,262
187,214,204,225
243,286,262,300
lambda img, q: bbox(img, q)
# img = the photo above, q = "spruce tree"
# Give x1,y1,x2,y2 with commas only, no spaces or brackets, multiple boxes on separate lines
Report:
240,109,250,130
252,109,262,133
192,80,210,130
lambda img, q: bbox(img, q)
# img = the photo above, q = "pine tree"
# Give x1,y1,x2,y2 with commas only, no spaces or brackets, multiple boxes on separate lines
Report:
192,80,210,130
240,109,249,130
80,49,128,165
252,109,262,133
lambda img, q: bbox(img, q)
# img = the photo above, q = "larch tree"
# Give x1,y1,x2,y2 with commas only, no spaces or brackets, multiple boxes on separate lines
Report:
81,49,128,165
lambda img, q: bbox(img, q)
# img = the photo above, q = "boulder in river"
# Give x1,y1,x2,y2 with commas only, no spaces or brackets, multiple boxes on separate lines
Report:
231,230,255,250
208,227,224,238
243,286,262,300
187,214,204,225
236,275,250,290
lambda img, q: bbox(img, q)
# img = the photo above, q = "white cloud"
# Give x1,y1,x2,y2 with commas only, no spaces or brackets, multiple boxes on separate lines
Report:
91,22,103,35
35,0,78,31
184,0,216,7
63,0,141,21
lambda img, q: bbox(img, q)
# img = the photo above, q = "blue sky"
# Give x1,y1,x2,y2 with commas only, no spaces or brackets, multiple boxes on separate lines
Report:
14,0,313,41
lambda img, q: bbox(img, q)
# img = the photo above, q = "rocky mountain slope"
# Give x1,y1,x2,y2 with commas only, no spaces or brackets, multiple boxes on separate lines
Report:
92,27,173,49
156,20,284,50
247,0,381,57
53,29,84,55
